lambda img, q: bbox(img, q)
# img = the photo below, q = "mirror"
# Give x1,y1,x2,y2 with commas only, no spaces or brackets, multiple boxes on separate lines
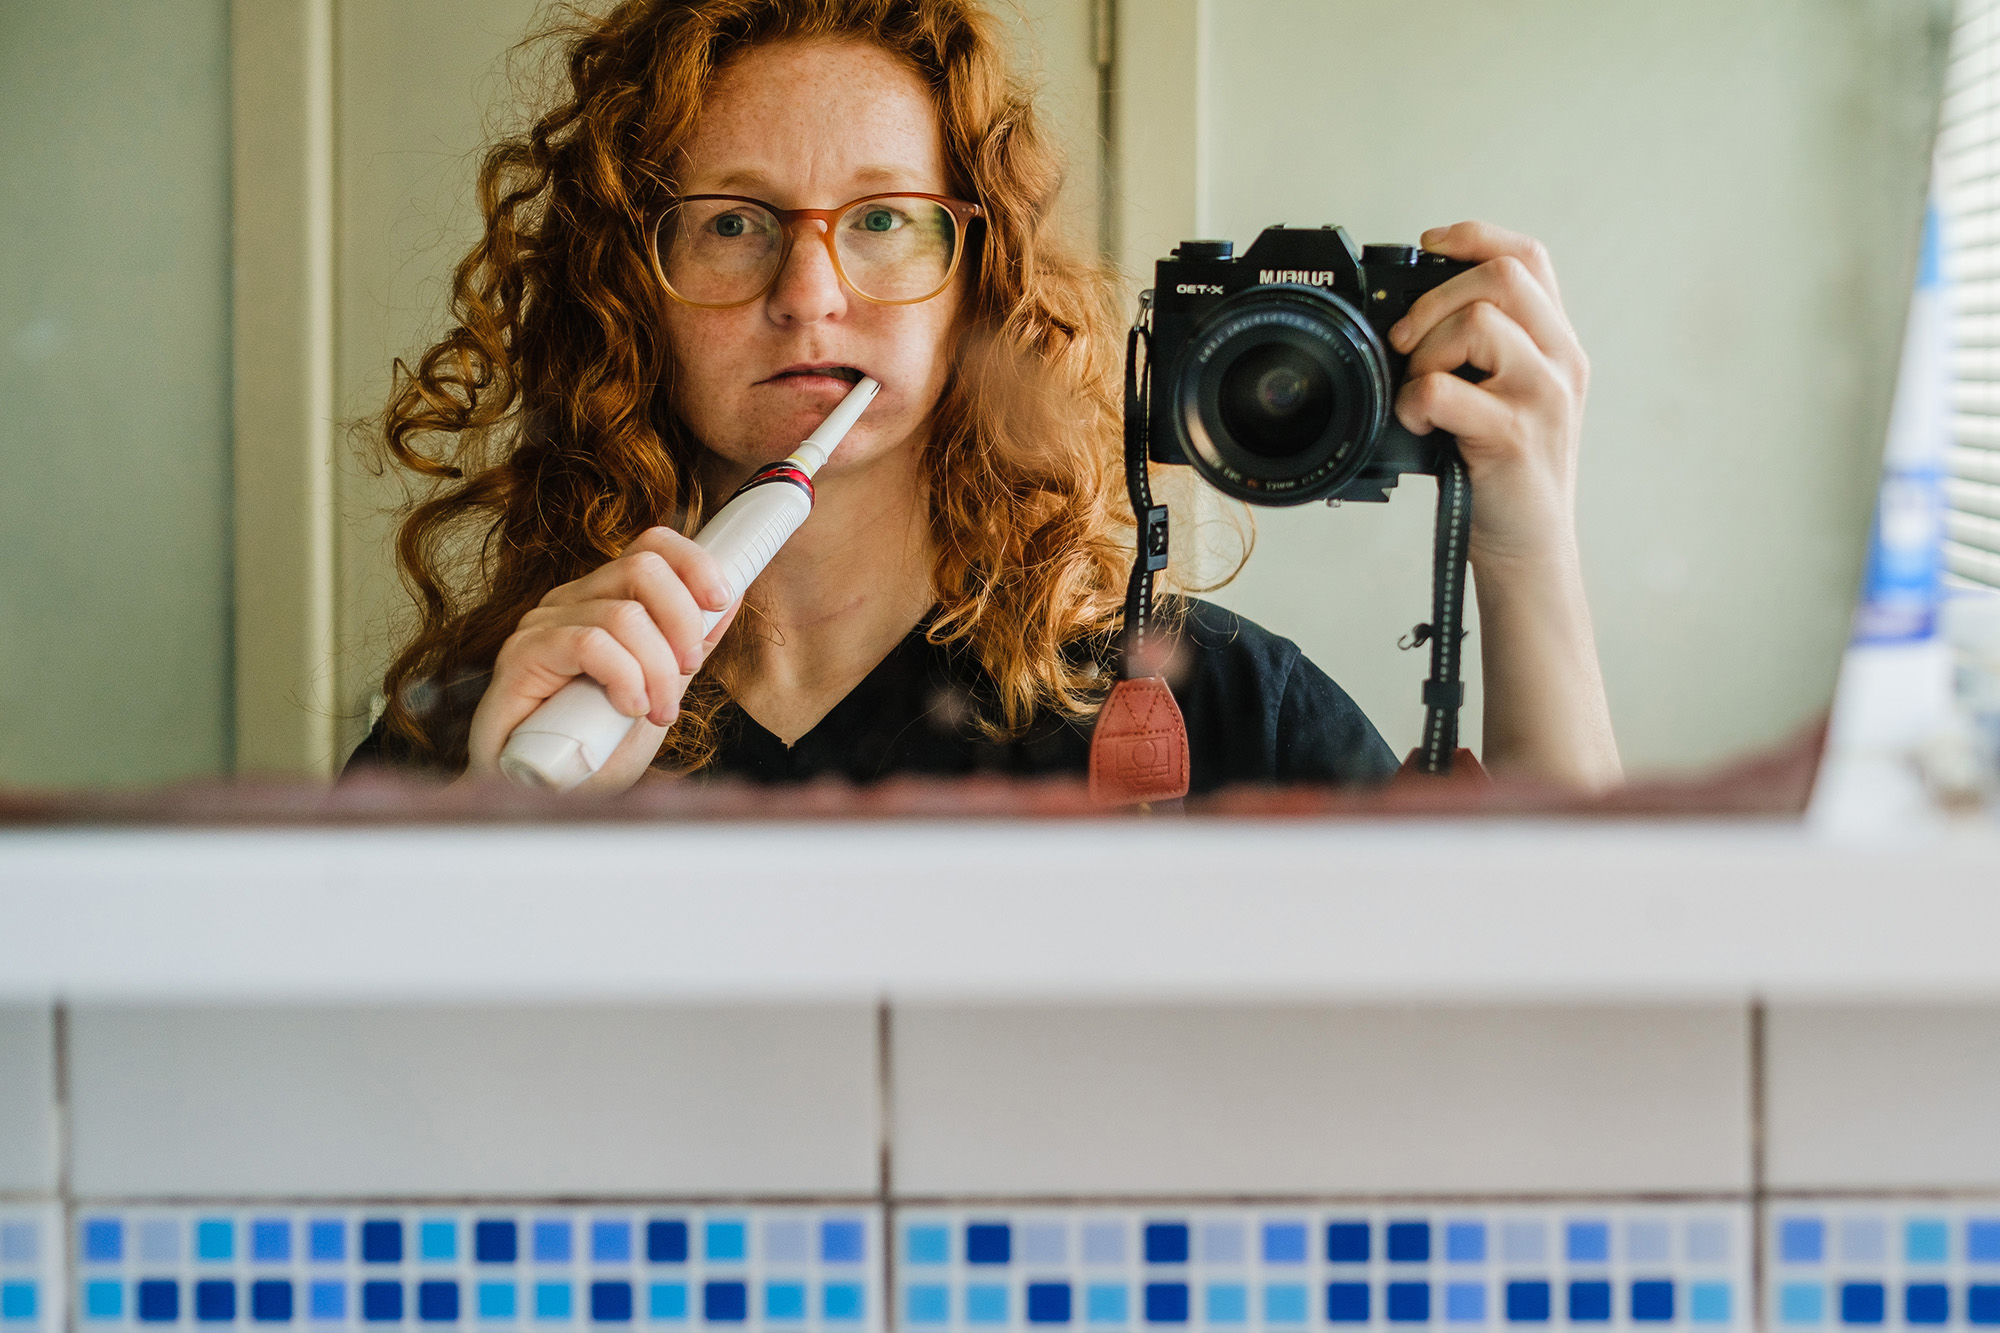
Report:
0,0,1954,814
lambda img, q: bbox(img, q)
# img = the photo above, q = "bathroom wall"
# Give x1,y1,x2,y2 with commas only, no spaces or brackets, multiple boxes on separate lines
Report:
7,1000,2000,1332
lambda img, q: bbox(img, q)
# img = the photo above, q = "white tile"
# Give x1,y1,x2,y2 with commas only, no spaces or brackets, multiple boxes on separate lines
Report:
892,1004,1749,1195
1767,1004,2000,1188
0,1007,56,1194
69,1004,879,1196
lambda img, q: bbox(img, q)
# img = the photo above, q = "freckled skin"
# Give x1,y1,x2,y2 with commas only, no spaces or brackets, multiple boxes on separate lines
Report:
660,39,964,494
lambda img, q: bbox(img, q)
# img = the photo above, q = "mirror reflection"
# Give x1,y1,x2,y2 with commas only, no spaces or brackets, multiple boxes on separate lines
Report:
0,0,1956,810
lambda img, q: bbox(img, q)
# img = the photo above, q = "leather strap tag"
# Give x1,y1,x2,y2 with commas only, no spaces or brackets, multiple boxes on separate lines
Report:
1089,675,1191,804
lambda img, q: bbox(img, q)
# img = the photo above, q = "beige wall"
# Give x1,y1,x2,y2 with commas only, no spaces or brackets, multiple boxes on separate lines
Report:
1142,0,1948,769
0,0,234,788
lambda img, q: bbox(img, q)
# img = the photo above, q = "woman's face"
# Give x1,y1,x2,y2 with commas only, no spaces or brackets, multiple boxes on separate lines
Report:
660,38,963,481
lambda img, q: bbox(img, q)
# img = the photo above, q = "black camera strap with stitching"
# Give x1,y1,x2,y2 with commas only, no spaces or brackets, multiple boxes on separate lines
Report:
1102,290,1473,789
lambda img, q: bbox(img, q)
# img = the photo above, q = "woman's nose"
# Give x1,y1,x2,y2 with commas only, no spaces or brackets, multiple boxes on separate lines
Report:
766,220,848,325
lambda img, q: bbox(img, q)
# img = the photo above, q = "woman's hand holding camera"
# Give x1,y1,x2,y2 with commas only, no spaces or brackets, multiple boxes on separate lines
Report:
459,528,739,792
1387,220,1622,790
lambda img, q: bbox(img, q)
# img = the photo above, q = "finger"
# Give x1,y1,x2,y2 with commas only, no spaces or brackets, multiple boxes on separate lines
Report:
467,622,654,768
621,549,714,678
1416,220,1563,301
623,526,734,613
1404,299,1546,387
700,596,743,656
1391,254,1575,361
1396,368,1519,445
591,597,691,727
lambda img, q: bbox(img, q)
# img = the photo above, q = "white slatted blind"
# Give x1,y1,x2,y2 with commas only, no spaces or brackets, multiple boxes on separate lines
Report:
1941,0,2000,588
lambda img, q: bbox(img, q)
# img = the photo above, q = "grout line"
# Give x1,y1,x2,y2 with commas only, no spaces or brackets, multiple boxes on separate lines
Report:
54,1000,73,1333
878,1000,896,1333
1750,997,1768,1333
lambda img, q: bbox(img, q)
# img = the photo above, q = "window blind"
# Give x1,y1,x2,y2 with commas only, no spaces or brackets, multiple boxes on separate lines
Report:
1942,0,2000,588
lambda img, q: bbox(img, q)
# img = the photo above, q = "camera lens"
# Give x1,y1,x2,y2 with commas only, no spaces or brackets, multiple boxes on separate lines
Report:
1218,343,1334,457
1168,284,1391,505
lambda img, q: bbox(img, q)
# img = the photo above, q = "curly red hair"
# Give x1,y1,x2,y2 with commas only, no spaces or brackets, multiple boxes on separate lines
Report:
375,0,1135,770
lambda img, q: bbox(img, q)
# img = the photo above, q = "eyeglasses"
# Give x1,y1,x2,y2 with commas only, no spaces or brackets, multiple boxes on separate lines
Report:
649,192,984,308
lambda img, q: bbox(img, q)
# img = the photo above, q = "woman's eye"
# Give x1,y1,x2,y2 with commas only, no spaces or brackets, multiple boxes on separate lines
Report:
859,208,899,232
713,213,747,238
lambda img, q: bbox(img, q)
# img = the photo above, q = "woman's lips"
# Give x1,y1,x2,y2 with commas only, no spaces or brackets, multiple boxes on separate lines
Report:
764,363,866,386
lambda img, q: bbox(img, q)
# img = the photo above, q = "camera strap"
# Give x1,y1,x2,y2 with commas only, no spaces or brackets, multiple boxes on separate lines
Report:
1416,445,1474,775
1089,297,1192,806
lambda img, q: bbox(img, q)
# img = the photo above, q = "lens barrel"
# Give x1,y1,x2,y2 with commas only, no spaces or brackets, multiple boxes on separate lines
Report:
1167,284,1390,505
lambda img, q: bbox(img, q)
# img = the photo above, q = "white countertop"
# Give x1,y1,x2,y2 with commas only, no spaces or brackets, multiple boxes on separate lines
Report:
2,816,1997,1003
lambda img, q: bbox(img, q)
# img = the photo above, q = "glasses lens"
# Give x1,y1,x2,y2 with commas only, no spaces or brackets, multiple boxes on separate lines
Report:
834,197,959,301
657,199,782,304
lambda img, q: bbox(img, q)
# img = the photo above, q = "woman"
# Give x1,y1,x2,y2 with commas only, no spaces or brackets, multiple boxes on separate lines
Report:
353,0,1621,797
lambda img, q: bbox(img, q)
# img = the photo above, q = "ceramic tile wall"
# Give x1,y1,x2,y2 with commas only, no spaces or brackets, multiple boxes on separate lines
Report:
11,1000,2000,1333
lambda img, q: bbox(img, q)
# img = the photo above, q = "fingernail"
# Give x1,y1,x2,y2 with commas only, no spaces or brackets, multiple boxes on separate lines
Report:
1420,227,1445,247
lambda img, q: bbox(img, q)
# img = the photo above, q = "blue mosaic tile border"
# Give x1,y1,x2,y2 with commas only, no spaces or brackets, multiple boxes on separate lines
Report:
71,1208,880,1332
0,1206,62,1332
1769,1204,2000,1329
893,1207,1749,1331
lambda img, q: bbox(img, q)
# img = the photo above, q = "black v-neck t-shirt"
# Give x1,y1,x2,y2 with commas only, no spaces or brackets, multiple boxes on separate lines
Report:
346,599,1397,795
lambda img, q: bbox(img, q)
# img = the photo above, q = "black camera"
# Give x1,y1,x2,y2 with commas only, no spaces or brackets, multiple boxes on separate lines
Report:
1140,225,1474,505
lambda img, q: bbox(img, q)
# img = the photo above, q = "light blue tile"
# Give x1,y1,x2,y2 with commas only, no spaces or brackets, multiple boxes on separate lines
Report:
1566,1222,1610,1264
1201,1225,1245,1266
1907,1222,1949,1265
765,1282,806,1321
80,1220,120,1263
763,1223,808,1266
309,1222,345,1264
1446,1283,1485,1323
535,1223,573,1265
310,1281,346,1320
1500,1223,1544,1264
1087,1285,1128,1324
1626,1223,1670,1265
1779,1220,1824,1265
906,1286,949,1325
1690,1283,1730,1324
139,1221,179,1265
906,1228,949,1266
648,1283,686,1321
591,1223,631,1265
1780,1283,1824,1325
1263,1284,1307,1325
422,1221,458,1263
1686,1222,1730,1265
823,1284,864,1322
535,1283,572,1320
1082,1225,1125,1266
480,1282,518,1320
1971,1220,2000,1263
1840,1219,1885,1264
84,1281,123,1321
1023,1225,1067,1265
704,1223,745,1264
1,1283,36,1322
1205,1284,1247,1323
967,1284,1008,1324
0,1226,33,1265
196,1220,233,1262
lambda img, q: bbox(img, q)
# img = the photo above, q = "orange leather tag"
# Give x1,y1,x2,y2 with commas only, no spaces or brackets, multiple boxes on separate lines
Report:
1089,675,1191,805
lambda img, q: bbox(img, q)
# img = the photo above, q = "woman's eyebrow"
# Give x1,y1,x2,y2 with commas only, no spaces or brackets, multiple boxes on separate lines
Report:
695,164,933,197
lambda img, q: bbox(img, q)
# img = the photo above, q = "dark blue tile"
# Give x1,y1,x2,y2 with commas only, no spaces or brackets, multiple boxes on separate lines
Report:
1027,1284,1072,1324
250,1282,293,1324
1568,1283,1610,1323
1387,1283,1430,1323
1841,1284,1885,1325
703,1282,747,1323
1144,1226,1189,1265
138,1281,180,1324
647,1222,688,1265
1326,1284,1370,1323
418,1282,458,1323
591,1283,632,1323
195,1282,236,1323
361,1223,403,1265
1970,1286,2000,1325
362,1283,403,1323
1906,1285,1949,1325
967,1225,1011,1266
474,1222,516,1265
1326,1224,1371,1264
1387,1224,1431,1264
1144,1284,1188,1324
1506,1282,1550,1323
1631,1283,1673,1323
